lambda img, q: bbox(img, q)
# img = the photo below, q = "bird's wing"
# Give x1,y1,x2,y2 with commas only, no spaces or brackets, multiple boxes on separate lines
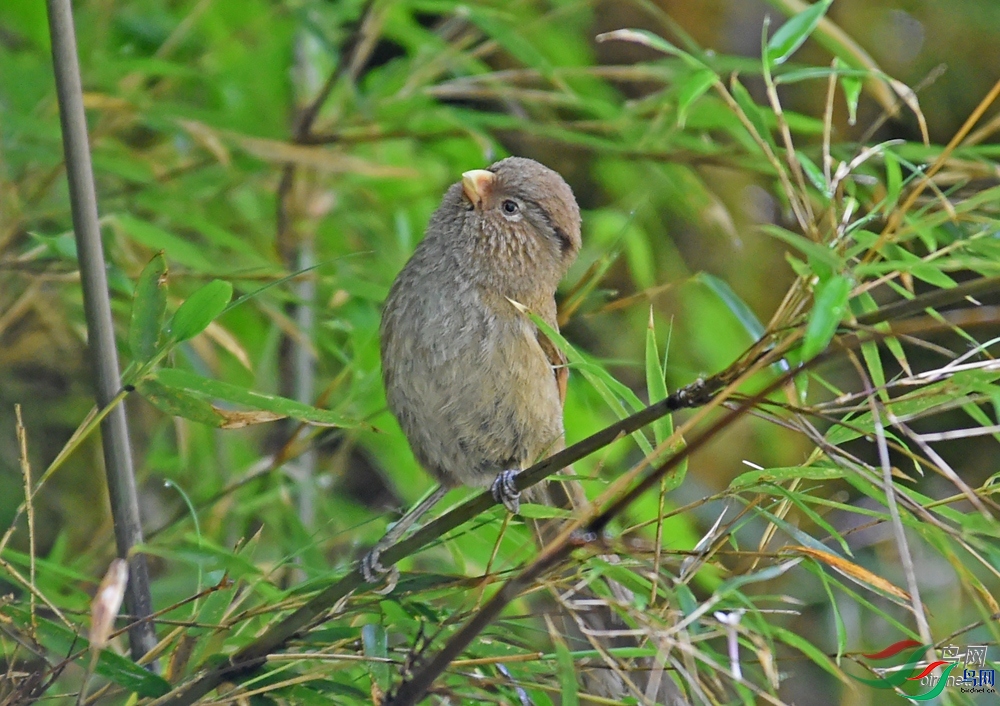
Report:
536,329,568,407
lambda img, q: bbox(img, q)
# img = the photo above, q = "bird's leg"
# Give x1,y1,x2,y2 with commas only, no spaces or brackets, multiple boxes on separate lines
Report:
491,470,521,514
360,485,449,585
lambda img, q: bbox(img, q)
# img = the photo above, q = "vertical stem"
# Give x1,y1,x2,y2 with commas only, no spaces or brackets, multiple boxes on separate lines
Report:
286,30,319,533
14,405,36,632
294,240,317,528
46,0,157,662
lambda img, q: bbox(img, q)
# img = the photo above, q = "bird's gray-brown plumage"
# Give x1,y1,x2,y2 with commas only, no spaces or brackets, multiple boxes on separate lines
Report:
380,156,580,493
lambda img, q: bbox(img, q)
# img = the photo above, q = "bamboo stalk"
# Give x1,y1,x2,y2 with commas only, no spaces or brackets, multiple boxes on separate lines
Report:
46,0,157,663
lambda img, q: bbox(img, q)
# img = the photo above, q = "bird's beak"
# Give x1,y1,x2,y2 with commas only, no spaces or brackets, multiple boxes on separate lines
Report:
461,169,495,208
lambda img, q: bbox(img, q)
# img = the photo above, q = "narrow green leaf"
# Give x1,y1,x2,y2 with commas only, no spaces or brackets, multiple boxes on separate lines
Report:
766,0,834,66
772,626,848,682
554,630,580,706
730,76,775,149
795,149,829,196
114,213,212,270
676,68,718,127
464,7,553,76
853,291,909,377
645,310,671,447
817,571,848,664
835,57,863,125
751,506,836,556
362,623,389,691
860,340,887,397
716,558,801,594
695,273,766,340
884,149,902,208
152,368,360,428
825,370,1000,446
767,484,853,556
136,376,226,427
517,503,573,520
729,465,843,490
169,279,233,343
596,29,708,70
128,252,168,362
517,304,654,455
802,275,851,360
760,225,844,272
21,606,171,697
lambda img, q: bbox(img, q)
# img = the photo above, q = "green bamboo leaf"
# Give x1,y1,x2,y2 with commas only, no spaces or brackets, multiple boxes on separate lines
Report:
772,627,848,682
596,29,709,71
884,149,902,208
17,606,170,697
645,310,671,447
362,624,389,690
513,302,654,455
760,225,844,271
114,213,212,270
695,273,766,340
802,275,851,360
835,57,863,125
795,149,829,196
518,503,573,520
463,7,552,74
128,251,168,362
169,279,233,343
852,290,909,379
152,368,361,428
676,68,718,128
136,376,226,427
766,0,833,67
554,630,579,706
716,558,801,594
767,484,853,556
730,76,775,150
825,377,986,446
729,465,843,490
860,339,887,396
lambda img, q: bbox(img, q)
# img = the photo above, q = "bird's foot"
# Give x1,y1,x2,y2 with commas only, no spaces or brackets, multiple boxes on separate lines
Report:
360,546,399,594
491,470,521,514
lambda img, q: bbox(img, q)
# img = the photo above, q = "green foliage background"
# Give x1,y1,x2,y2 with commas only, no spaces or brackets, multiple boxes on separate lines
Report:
1,0,999,704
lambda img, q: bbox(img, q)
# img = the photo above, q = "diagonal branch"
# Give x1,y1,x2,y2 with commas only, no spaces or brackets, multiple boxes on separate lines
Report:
387,348,811,706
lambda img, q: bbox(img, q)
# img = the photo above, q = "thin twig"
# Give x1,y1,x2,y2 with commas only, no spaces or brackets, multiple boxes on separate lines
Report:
14,405,36,634
851,353,932,647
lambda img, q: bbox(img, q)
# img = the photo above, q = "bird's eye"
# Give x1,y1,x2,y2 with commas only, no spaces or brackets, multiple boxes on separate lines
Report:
501,200,520,215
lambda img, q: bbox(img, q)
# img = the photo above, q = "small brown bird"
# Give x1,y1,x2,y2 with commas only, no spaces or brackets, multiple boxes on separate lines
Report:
362,156,581,581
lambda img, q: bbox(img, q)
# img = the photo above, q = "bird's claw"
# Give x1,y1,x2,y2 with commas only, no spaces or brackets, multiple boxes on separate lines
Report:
360,547,399,594
491,470,521,514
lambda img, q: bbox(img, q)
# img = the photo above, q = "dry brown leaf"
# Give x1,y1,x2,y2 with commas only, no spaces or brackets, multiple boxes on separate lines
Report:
177,118,231,167
889,79,929,146
234,134,416,176
82,92,135,113
89,559,129,650
786,545,912,603
179,118,417,175
205,321,252,371
214,407,286,429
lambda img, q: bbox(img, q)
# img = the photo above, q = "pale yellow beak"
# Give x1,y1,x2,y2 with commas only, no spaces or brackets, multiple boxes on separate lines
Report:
461,169,495,208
